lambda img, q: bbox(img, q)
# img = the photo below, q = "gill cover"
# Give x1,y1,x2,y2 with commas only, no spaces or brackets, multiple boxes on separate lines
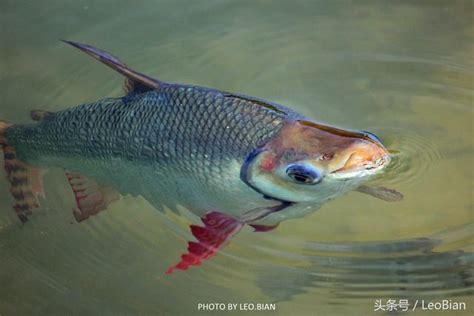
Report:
240,120,328,202
240,146,321,203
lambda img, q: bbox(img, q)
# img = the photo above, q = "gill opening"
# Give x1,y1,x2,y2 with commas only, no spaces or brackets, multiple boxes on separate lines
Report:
240,147,294,205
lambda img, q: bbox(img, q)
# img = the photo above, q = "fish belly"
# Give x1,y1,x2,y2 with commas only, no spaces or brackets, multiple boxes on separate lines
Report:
28,154,278,218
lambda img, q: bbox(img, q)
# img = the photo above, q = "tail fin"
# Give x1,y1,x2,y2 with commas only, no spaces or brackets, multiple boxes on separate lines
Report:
1,122,45,223
0,120,12,143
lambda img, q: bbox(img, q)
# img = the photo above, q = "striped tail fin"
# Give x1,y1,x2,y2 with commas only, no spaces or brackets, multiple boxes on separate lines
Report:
1,121,44,223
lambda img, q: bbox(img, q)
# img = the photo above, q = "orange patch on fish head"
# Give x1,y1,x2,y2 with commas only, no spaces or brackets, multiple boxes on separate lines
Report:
263,120,390,175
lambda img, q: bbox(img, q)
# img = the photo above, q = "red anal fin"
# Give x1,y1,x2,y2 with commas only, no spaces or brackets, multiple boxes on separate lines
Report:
249,223,279,232
166,212,243,274
66,171,120,222
1,144,45,223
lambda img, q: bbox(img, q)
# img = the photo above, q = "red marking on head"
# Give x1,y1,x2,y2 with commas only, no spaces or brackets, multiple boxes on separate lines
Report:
260,155,276,172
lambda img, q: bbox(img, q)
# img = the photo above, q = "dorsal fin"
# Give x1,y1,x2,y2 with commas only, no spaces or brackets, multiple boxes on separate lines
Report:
123,78,153,95
62,40,162,93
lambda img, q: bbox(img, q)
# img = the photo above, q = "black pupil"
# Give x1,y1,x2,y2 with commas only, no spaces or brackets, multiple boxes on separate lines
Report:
291,173,311,183
287,169,315,183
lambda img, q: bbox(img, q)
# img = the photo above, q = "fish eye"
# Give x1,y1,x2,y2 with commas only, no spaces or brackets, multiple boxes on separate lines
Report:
362,130,382,143
286,164,322,185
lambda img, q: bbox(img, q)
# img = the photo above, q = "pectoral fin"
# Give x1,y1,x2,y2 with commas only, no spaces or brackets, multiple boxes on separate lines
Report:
166,212,244,274
166,204,288,274
66,172,121,222
356,185,403,202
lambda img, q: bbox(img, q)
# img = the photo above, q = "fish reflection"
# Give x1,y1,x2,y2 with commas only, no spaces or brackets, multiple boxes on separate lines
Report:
256,238,474,302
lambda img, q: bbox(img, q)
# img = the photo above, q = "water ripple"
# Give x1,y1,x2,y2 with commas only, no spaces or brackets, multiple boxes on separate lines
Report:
370,127,442,187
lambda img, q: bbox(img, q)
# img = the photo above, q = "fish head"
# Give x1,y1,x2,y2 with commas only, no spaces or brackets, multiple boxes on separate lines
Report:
241,120,391,203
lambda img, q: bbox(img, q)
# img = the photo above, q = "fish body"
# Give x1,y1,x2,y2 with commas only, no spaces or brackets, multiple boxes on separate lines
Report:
0,41,401,272
6,85,297,219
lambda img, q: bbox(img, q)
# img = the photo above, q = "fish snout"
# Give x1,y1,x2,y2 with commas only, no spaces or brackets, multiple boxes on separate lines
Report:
331,141,390,176
345,143,387,168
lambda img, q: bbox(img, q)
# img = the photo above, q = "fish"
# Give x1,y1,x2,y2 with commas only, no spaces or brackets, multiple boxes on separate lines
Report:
0,41,402,274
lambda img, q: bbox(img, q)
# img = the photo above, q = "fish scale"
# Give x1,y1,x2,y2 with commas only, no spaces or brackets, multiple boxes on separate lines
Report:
6,85,287,189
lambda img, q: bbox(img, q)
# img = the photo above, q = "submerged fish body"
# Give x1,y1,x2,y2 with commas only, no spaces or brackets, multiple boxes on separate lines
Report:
7,86,290,218
0,41,401,273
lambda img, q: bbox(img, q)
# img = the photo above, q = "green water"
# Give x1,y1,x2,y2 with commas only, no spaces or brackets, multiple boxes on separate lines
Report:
1,1,472,315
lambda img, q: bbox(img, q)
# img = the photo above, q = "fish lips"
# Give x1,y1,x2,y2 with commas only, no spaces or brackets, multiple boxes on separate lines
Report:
328,154,390,179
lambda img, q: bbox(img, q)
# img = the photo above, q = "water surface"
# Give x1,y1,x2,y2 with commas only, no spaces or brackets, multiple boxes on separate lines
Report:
1,1,473,315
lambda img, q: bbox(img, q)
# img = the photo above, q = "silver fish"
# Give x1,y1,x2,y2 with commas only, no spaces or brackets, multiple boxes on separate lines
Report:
0,41,401,273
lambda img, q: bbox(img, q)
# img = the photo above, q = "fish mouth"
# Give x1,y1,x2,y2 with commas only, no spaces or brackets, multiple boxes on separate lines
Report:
328,154,390,179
